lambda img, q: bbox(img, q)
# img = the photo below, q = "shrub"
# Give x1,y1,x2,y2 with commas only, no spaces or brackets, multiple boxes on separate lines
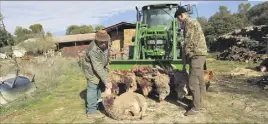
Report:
18,36,56,56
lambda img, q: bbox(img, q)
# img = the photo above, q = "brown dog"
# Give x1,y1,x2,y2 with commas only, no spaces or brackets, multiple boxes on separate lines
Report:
204,69,215,89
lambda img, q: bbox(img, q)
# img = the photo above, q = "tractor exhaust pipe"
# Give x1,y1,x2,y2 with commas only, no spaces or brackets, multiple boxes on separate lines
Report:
135,6,140,21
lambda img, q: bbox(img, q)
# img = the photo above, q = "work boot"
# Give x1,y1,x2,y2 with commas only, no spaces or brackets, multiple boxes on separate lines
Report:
86,111,105,120
184,108,199,116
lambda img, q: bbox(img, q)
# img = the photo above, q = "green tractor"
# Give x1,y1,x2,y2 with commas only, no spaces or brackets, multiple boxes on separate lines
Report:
110,3,194,70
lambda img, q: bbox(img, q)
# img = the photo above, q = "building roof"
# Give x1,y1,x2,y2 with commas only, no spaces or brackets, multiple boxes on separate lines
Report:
103,22,136,33
20,22,135,44
53,33,96,44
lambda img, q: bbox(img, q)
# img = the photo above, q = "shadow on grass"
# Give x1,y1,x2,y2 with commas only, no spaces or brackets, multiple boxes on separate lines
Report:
165,90,193,111
245,66,258,71
212,74,268,97
78,83,126,118
79,89,87,109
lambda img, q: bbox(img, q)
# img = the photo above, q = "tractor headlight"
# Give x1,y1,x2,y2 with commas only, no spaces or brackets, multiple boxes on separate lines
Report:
147,40,164,44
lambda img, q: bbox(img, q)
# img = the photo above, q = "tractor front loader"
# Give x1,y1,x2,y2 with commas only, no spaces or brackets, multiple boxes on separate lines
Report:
110,3,195,71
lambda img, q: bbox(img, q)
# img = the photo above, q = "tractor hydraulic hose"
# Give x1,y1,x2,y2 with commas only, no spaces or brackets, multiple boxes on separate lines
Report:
133,22,140,60
172,19,177,60
193,5,199,18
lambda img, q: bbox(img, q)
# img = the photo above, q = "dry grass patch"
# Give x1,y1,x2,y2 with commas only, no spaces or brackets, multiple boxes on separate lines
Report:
1,58,268,123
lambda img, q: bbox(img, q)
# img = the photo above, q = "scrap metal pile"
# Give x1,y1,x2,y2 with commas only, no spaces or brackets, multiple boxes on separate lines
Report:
213,25,268,62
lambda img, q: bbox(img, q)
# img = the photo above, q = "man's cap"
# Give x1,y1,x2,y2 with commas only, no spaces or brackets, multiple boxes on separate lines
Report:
95,30,110,42
174,6,188,18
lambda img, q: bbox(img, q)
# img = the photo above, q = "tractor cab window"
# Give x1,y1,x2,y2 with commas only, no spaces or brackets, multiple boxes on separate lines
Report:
142,7,177,28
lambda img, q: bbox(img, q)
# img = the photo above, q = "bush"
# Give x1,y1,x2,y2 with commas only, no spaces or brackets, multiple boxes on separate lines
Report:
18,36,56,56
0,46,12,53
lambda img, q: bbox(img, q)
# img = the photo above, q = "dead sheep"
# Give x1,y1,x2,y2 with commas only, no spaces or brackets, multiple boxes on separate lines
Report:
108,69,137,93
153,73,171,101
102,92,148,120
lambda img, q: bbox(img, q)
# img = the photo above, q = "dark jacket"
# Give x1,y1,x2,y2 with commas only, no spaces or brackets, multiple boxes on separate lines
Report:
82,40,109,85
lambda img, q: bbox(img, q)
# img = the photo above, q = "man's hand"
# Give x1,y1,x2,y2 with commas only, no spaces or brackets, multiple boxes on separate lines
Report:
105,82,112,89
105,64,110,72
185,48,194,58
103,87,112,96
185,51,194,58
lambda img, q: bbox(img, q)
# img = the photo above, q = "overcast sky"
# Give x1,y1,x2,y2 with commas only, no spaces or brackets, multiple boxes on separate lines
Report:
0,1,264,36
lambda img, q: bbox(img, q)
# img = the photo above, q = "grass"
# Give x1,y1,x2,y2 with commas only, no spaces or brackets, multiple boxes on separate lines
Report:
0,56,268,123
206,58,260,74
0,56,85,120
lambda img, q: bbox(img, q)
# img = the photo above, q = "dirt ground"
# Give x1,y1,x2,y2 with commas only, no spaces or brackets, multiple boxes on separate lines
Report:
0,57,268,123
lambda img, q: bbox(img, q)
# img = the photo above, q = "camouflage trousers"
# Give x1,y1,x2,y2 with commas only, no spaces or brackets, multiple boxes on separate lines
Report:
188,55,206,110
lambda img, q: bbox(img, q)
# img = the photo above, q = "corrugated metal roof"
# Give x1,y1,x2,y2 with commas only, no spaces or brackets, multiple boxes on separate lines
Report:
53,33,96,44
102,22,136,32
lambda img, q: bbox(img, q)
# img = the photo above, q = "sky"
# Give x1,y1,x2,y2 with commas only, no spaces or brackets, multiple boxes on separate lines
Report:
0,1,265,36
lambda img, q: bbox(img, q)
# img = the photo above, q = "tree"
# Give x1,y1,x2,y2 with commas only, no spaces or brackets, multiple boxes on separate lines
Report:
206,6,233,36
65,25,94,35
218,5,231,16
14,26,33,43
197,16,208,32
238,3,251,14
29,24,44,34
46,31,53,37
247,1,268,25
95,25,105,31
206,5,251,36
203,5,254,50
0,29,15,47
0,14,15,47
66,25,80,35
236,3,252,27
79,25,94,34
87,25,94,33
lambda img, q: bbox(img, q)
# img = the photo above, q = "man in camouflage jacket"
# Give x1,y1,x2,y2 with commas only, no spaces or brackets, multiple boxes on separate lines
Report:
175,6,208,116
82,30,112,119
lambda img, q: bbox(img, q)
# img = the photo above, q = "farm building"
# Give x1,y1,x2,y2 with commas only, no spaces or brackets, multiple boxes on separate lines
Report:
54,22,136,58
53,33,95,57
103,22,136,59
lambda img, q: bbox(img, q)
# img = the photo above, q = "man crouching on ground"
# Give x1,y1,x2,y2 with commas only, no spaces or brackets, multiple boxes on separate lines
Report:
82,30,112,119
174,6,208,116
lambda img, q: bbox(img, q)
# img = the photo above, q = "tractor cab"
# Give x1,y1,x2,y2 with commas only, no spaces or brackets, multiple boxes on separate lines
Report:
141,4,178,29
133,3,180,60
